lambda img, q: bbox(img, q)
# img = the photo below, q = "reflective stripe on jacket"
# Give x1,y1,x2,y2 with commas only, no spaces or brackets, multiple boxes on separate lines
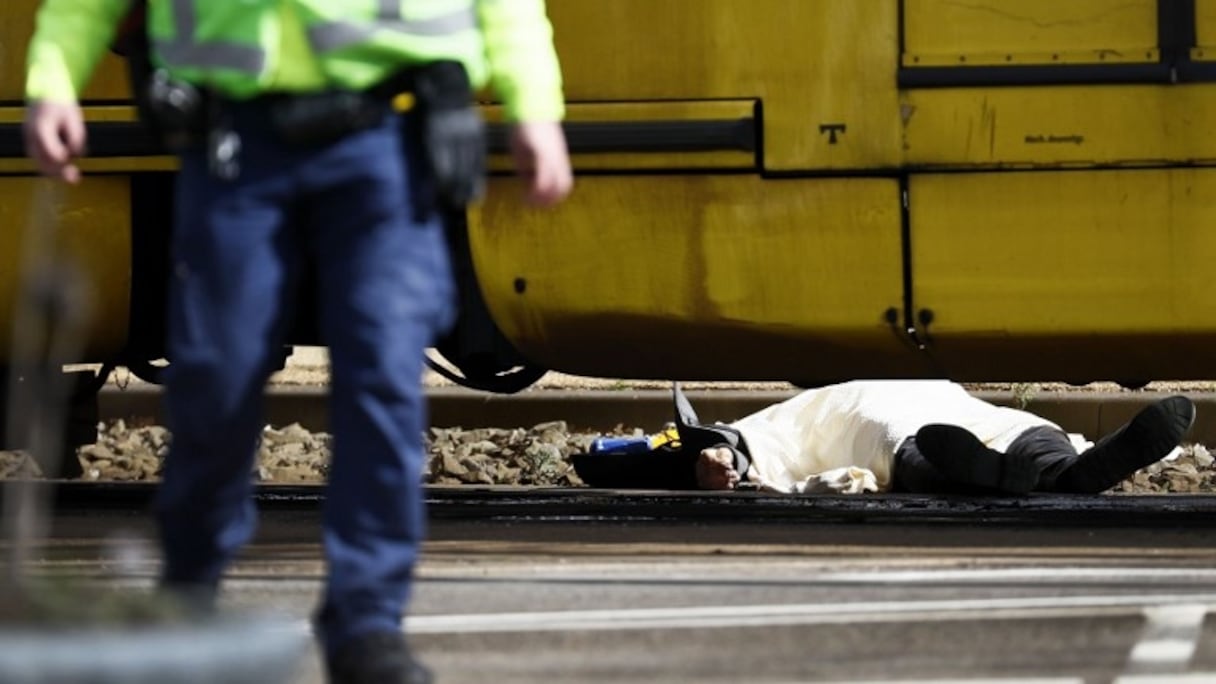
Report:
27,0,564,122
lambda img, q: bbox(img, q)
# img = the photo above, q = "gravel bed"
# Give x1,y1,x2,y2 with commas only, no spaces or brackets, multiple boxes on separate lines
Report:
0,420,1214,494
0,420,599,487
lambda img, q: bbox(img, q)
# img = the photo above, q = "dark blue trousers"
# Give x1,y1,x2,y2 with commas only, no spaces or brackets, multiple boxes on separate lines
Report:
155,102,454,654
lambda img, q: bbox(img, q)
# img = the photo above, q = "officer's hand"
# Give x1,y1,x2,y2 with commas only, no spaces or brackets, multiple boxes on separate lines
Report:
24,100,87,184
510,121,572,206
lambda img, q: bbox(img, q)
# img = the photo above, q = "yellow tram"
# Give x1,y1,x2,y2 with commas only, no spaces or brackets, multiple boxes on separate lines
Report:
2,0,1216,396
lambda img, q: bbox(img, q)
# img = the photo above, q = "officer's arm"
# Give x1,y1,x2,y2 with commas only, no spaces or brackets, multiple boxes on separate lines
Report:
26,0,130,102
475,0,565,122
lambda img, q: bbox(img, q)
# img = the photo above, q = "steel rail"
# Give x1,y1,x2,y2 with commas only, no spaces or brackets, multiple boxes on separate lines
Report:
17,481,1216,527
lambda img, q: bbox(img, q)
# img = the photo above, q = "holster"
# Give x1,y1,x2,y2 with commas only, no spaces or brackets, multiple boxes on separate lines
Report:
409,60,487,208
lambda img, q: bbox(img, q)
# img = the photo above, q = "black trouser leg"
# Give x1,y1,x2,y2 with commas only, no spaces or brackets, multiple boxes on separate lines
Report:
1049,397,1194,494
892,436,1001,494
1004,425,1079,492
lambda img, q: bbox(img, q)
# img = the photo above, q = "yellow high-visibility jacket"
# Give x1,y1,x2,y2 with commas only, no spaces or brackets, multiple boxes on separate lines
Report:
26,0,565,122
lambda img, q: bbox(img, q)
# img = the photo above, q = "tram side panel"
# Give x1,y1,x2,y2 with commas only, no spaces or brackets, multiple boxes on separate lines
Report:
7,0,1216,387
470,0,924,384
473,0,1216,384
902,1,1216,383
471,176,917,383
906,168,1216,384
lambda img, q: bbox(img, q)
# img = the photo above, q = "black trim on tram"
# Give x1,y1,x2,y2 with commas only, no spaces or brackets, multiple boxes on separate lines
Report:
0,118,759,160
898,63,1171,88
0,121,162,160
897,0,1214,87
487,118,758,155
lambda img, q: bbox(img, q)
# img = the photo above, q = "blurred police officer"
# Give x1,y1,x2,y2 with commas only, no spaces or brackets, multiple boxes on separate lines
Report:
24,1,572,681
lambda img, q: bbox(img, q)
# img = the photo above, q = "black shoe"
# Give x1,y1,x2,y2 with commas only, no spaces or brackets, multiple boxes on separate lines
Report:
914,424,1040,495
1058,396,1196,494
326,631,433,684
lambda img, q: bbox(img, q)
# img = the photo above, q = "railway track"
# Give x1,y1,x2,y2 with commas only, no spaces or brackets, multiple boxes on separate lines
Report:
13,384,1214,529
17,481,1216,527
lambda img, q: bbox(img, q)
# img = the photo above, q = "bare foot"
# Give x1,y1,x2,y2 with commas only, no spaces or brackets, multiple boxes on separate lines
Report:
696,446,740,490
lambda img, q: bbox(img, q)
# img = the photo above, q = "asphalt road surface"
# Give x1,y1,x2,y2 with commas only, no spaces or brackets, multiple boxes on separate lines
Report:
22,507,1216,684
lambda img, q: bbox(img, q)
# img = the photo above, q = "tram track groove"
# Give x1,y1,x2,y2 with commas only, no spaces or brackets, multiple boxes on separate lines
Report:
16,482,1216,526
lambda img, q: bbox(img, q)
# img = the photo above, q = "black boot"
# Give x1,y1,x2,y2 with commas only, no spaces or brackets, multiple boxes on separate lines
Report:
326,631,433,684
914,424,1041,495
1055,396,1195,494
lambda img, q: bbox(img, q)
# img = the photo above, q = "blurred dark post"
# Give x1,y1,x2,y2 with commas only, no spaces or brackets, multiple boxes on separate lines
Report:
2,181,92,590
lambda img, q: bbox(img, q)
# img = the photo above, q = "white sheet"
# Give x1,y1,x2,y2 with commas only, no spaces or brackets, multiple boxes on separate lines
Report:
729,380,1089,493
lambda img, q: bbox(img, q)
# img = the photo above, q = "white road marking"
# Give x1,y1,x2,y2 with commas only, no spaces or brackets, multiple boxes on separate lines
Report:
87,567,1216,682
1124,605,1208,675
76,565,1216,589
811,568,1216,585
798,680,1083,684
1131,640,1200,663
1113,671,1216,676
399,593,1216,634
412,565,1216,586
